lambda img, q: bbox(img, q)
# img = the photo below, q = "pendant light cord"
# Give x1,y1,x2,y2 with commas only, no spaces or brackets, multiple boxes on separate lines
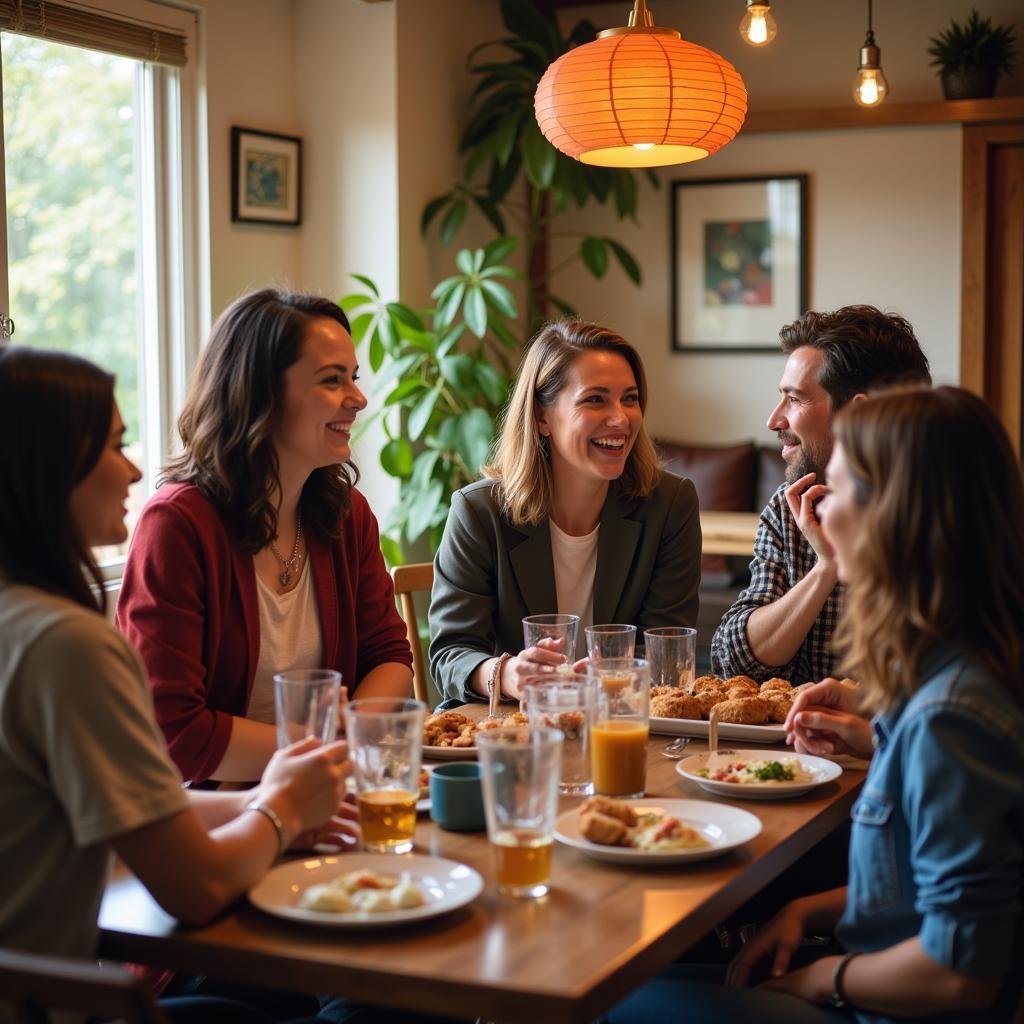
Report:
865,0,875,46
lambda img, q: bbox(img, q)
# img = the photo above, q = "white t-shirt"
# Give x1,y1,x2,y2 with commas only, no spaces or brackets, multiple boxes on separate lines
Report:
0,581,188,960
549,520,599,657
248,558,324,724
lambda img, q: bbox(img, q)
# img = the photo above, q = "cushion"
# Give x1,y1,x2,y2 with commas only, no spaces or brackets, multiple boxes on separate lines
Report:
657,440,757,573
755,445,786,512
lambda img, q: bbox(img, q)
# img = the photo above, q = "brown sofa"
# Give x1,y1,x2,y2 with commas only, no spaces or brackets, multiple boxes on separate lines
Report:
657,439,785,671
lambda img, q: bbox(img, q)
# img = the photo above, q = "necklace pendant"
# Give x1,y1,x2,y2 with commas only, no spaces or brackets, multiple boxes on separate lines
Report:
279,569,291,588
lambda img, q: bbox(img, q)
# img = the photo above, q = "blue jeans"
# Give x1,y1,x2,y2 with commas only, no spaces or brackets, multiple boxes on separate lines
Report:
600,964,852,1024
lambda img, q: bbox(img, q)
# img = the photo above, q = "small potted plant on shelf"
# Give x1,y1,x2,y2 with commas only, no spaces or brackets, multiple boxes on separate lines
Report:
927,8,1017,100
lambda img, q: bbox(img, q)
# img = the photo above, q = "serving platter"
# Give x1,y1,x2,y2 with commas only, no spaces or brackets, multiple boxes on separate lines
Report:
650,715,786,744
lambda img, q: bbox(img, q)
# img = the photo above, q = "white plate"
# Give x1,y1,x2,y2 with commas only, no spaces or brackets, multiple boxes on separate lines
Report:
248,852,483,928
553,798,761,865
676,750,842,800
650,716,786,744
423,745,478,761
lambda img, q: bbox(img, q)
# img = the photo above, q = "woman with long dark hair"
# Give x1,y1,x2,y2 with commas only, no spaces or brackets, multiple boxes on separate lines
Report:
117,289,413,783
604,386,1024,1022
0,345,349,1019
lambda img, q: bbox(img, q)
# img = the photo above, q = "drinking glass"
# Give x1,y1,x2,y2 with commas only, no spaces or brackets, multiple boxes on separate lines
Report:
521,675,594,796
585,623,637,662
522,613,581,667
273,669,341,748
587,658,651,799
644,627,697,691
477,725,563,898
343,697,427,854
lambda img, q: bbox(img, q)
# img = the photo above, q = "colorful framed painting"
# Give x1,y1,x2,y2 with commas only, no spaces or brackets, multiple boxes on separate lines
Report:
231,127,302,226
671,174,807,352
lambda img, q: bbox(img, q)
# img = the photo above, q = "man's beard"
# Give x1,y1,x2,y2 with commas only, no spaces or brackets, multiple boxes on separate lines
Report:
780,432,833,484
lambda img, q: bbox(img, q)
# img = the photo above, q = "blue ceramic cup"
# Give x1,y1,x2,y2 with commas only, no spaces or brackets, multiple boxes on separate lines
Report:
429,762,485,832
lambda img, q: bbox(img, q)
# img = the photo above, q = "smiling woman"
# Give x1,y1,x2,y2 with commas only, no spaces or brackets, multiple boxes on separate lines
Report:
429,317,702,705
116,288,413,784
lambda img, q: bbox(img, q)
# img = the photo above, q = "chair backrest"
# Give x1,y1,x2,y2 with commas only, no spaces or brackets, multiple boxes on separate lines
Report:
0,948,168,1024
391,562,434,705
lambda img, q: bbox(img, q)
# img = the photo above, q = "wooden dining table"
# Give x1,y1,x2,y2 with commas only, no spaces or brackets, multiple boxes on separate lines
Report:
99,732,865,1024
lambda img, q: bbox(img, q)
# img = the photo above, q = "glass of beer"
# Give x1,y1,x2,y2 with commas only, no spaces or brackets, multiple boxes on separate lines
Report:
274,669,342,748
644,627,697,691
343,697,427,854
521,675,594,796
587,658,650,799
477,725,563,898
585,624,637,662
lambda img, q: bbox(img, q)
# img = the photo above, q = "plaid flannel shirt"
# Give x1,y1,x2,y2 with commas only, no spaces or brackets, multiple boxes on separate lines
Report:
710,484,843,684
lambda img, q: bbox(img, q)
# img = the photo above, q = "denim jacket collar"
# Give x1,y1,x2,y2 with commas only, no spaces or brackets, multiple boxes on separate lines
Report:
871,642,966,750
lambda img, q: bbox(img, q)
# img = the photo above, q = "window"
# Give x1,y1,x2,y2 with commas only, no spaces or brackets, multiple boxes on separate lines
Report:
0,0,205,575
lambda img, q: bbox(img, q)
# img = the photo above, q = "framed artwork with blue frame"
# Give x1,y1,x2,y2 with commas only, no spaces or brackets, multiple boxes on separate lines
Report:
231,126,302,226
671,174,807,352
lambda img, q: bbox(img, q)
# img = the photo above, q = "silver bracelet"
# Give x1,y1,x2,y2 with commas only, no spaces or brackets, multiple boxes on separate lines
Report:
245,799,287,856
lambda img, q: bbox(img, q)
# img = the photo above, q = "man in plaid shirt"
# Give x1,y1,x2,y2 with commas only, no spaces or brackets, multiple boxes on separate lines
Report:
711,306,930,684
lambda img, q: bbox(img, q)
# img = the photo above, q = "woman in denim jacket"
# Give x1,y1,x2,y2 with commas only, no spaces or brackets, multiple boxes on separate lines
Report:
605,386,1024,1023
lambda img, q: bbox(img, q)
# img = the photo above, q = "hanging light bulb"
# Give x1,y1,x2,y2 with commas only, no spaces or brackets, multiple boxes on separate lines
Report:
739,1,777,47
534,0,747,168
852,0,888,107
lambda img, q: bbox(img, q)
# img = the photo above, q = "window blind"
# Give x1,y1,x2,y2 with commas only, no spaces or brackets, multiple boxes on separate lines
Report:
0,0,187,67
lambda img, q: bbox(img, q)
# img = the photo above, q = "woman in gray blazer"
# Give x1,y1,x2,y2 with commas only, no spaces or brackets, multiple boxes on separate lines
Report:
429,318,701,705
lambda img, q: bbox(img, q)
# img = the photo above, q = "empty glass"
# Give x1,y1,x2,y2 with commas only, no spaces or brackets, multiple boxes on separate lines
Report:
522,613,580,669
343,697,427,854
644,626,697,691
477,725,563,898
273,669,341,748
585,623,637,662
521,675,594,796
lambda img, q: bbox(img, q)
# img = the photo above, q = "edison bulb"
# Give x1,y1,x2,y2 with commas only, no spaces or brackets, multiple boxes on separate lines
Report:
739,3,777,47
853,66,888,107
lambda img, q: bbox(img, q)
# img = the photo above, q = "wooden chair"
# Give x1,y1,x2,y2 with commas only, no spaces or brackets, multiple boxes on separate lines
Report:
391,562,434,705
0,948,168,1024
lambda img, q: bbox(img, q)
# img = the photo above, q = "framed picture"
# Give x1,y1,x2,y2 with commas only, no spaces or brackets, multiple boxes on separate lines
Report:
231,127,302,226
671,174,807,352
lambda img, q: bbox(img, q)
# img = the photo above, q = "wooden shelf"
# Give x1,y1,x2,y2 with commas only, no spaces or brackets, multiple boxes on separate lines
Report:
744,96,1024,133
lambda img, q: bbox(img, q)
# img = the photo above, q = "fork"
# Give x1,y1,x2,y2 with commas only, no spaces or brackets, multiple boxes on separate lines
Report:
661,736,691,759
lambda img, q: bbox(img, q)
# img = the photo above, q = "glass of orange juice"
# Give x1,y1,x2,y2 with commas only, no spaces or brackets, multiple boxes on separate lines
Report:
343,697,426,854
587,658,650,798
477,725,563,898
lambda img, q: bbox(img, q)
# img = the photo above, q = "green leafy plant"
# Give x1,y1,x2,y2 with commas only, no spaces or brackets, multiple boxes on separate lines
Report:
927,9,1017,75
422,0,652,325
340,238,522,564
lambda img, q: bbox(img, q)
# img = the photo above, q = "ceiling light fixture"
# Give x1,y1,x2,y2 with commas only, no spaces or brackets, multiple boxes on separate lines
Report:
852,0,888,107
534,0,748,169
739,1,777,47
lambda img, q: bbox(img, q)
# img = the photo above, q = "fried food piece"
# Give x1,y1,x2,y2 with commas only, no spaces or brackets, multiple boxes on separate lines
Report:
713,696,770,725
723,675,759,694
651,692,703,721
693,675,725,694
580,795,638,827
765,693,793,723
650,685,675,698
727,685,759,700
761,677,793,693
580,810,629,846
695,688,728,718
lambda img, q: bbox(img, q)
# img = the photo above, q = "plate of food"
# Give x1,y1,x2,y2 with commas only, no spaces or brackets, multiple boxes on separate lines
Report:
553,796,761,865
248,852,483,928
648,675,800,744
421,710,528,760
676,750,842,800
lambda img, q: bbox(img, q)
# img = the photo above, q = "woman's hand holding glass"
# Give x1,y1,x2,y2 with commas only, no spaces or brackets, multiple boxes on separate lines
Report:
785,677,874,759
499,639,569,700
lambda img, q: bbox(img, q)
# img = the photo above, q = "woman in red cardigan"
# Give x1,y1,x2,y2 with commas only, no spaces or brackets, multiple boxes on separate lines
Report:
118,289,413,784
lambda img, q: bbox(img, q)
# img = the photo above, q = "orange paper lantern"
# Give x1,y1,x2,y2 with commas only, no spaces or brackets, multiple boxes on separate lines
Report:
535,6,748,169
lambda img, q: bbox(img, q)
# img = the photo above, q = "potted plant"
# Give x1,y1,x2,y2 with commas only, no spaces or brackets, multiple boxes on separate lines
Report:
422,0,651,328
340,238,521,564
927,8,1017,100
